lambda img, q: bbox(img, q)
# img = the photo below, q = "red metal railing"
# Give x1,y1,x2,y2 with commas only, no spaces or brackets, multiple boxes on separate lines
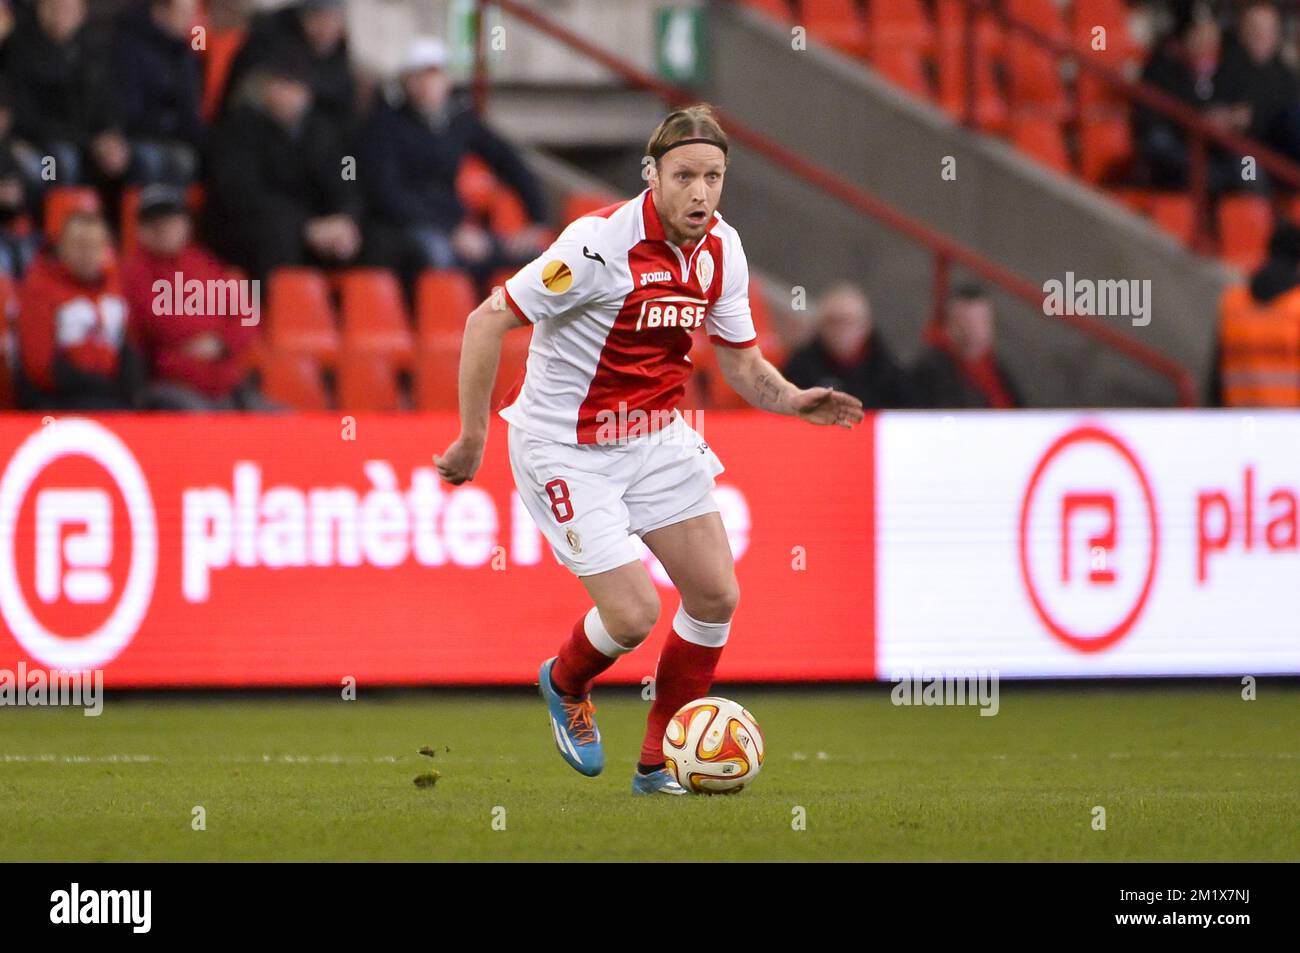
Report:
471,0,1197,405
961,0,1300,254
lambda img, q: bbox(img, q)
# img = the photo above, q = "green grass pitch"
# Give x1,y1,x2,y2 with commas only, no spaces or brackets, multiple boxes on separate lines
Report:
1,684,1296,861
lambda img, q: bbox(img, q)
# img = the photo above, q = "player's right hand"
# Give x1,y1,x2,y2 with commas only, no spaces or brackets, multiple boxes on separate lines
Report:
434,436,484,485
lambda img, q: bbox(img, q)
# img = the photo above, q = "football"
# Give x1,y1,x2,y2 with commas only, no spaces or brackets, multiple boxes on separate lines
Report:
662,697,765,794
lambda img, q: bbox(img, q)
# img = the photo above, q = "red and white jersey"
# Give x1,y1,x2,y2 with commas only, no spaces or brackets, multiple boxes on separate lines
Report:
499,189,757,444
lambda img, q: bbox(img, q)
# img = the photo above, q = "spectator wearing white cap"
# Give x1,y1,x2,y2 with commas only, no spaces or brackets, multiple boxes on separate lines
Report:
358,35,548,288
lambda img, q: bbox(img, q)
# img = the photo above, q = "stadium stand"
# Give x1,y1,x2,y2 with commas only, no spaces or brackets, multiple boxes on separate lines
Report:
5,0,1294,412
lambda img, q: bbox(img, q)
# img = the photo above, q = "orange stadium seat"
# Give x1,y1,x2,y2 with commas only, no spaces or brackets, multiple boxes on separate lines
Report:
1148,194,1196,244
562,191,618,228
1074,0,1143,116
491,190,529,236
1005,0,1069,121
414,348,460,411
338,268,414,365
457,156,498,220
803,0,871,59
1217,196,1272,273
44,187,101,240
1079,117,1133,184
936,1,1007,131
337,351,403,412
260,351,329,411
414,325,529,411
867,0,934,54
1011,117,1071,174
266,268,340,363
1108,187,1153,216
871,47,932,98
416,269,477,350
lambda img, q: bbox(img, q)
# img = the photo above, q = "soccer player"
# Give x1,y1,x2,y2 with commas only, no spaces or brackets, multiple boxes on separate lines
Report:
435,104,864,794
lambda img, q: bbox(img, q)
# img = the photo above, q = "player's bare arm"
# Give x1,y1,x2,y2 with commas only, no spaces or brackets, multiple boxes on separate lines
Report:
715,343,865,428
433,293,519,484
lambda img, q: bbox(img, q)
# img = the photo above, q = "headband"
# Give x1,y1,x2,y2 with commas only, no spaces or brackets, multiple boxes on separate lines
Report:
655,137,729,159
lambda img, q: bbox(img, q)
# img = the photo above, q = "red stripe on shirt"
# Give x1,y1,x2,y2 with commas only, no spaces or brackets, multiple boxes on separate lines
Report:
503,285,532,325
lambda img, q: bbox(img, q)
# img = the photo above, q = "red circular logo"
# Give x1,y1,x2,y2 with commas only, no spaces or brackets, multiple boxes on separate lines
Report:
1018,425,1159,653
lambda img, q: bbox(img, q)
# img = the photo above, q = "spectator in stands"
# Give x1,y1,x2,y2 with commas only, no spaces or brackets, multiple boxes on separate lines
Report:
0,1,17,73
783,283,912,408
110,0,206,185
122,185,270,411
220,0,356,141
359,36,549,287
205,47,363,279
1133,1,1255,193
16,210,140,409
910,284,1024,409
5,0,129,186
0,79,42,277
1215,1,1300,166
1212,221,1300,406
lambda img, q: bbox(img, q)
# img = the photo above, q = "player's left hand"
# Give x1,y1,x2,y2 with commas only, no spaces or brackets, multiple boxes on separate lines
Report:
792,387,865,428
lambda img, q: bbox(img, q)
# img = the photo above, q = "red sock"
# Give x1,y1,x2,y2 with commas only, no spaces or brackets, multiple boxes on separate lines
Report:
551,612,620,696
639,628,723,766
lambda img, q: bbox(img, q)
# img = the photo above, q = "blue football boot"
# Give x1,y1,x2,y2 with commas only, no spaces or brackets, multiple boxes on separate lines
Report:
538,657,604,777
631,766,688,796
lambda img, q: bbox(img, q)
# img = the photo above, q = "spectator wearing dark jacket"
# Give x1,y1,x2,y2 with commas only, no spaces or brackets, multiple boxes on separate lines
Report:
122,186,269,410
16,210,140,409
0,1,17,73
783,283,912,408
219,0,356,142
1215,1,1300,165
1133,2,1253,193
5,0,129,186
359,36,548,286
205,48,363,279
911,284,1024,409
110,0,206,185
0,79,42,277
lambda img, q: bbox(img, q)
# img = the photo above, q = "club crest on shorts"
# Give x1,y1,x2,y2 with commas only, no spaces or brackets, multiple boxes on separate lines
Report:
565,529,582,554
541,259,573,294
695,249,714,293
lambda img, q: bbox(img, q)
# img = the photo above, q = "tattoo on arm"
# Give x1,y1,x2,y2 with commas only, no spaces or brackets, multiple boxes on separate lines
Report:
753,371,784,410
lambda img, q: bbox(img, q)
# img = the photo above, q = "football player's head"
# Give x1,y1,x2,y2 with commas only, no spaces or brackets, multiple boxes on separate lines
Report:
645,103,729,245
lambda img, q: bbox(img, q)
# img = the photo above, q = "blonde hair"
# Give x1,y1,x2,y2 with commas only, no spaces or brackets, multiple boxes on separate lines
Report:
645,103,730,164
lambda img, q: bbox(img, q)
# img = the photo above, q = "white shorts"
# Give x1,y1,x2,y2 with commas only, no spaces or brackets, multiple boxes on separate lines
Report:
507,412,724,577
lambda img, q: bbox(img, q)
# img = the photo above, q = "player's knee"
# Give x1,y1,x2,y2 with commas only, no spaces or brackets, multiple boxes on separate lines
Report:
603,592,661,647
684,580,739,624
